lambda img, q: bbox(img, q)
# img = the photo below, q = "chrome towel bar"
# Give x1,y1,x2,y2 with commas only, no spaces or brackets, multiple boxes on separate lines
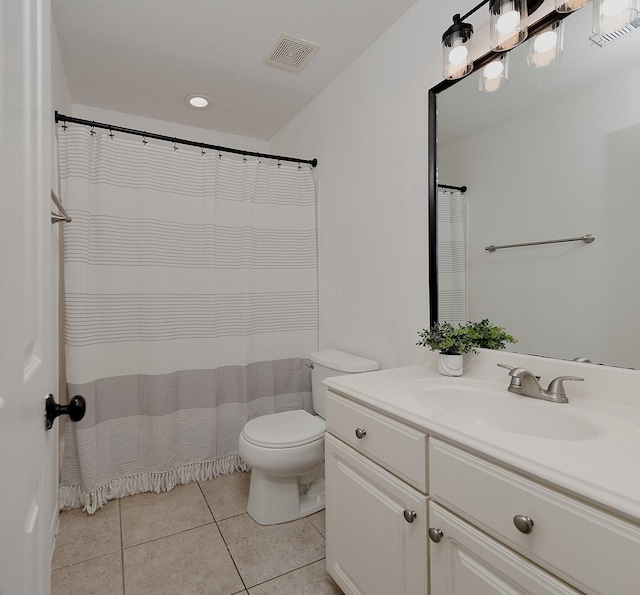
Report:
51,189,72,224
485,234,594,253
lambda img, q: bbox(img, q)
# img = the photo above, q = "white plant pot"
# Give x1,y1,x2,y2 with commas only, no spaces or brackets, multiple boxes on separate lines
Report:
438,354,463,377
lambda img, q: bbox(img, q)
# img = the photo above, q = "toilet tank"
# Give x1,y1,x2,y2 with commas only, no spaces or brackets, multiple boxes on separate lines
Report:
309,349,378,419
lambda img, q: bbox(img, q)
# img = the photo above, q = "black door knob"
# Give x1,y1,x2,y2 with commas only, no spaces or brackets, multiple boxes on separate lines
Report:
45,394,86,430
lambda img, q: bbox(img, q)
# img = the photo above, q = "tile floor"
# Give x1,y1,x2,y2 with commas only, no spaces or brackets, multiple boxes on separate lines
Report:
51,471,343,595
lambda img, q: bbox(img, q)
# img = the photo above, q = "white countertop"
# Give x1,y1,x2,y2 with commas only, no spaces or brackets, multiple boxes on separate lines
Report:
324,351,640,523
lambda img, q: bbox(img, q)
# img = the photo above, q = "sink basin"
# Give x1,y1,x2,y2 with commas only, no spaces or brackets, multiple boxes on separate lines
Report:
415,384,600,441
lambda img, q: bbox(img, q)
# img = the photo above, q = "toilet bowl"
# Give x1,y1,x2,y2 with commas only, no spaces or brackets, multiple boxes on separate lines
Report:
239,349,378,525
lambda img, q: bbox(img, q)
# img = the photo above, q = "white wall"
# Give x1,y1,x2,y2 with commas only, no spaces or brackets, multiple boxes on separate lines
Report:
52,23,71,116
268,0,440,369
70,105,269,154
439,61,640,368
268,0,555,369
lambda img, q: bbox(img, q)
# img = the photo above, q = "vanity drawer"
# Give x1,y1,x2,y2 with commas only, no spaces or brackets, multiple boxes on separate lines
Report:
326,391,428,492
429,439,640,595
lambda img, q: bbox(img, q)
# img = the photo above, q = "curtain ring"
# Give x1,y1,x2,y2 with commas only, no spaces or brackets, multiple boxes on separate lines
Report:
90,123,96,136
142,133,148,146
61,121,68,132
173,141,178,152
201,145,206,156
108,127,114,139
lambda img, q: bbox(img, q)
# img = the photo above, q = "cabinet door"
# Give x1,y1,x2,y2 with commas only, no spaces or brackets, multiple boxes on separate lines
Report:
429,503,580,595
325,433,428,595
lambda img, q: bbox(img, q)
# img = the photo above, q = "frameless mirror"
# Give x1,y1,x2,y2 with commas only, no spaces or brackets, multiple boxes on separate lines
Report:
430,6,640,369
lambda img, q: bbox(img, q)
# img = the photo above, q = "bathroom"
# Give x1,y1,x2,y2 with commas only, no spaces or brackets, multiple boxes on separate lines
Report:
2,0,640,593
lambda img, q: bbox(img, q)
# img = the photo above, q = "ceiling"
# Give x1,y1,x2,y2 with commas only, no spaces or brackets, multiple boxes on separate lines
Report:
53,0,419,140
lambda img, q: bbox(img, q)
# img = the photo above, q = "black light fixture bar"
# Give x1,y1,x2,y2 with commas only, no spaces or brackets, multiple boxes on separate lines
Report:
459,0,491,22
460,0,544,21
54,112,318,168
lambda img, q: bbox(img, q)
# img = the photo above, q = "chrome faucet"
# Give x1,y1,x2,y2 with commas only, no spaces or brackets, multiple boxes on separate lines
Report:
497,364,583,404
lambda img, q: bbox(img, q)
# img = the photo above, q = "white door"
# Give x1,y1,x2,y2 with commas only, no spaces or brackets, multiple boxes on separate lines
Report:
325,434,428,595
0,0,58,594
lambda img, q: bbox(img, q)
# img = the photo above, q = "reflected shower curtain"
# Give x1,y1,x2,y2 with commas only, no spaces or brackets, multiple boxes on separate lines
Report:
437,188,466,325
58,126,318,512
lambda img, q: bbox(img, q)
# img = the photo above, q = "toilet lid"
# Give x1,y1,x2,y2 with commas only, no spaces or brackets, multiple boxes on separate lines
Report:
242,410,325,448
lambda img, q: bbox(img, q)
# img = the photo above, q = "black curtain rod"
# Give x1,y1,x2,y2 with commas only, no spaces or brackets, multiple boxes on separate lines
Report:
438,183,467,193
55,112,318,168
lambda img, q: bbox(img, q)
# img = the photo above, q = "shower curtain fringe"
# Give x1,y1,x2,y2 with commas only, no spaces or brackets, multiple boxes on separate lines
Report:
59,454,250,514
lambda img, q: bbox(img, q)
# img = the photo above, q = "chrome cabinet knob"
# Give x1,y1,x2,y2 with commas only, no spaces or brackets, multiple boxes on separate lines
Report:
403,509,417,523
513,515,534,534
355,428,367,439
428,527,444,543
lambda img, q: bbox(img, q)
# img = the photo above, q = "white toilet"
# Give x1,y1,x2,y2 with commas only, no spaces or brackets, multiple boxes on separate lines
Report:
239,349,378,525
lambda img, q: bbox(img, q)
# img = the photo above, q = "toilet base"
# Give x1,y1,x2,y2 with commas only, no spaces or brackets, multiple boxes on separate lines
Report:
246,468,325,525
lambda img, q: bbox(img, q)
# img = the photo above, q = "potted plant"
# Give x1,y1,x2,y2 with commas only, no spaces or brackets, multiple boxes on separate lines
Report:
416,322,474,376
417,319,516,376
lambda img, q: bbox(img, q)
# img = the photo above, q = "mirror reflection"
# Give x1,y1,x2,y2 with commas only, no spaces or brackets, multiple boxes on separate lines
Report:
434,5,640,369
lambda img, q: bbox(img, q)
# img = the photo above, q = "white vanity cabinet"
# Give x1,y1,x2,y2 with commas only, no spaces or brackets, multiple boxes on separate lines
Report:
324,382,640,595
325,391,429,595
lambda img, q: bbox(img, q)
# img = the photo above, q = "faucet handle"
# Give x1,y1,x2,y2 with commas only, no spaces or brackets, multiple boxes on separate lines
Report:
546,376,584,397
497,364,539,380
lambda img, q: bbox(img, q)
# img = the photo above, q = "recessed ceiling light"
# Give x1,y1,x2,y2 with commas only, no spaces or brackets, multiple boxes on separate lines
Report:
185,94,211,109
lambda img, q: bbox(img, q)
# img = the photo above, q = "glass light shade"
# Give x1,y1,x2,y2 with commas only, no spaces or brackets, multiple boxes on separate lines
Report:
592,0,639,34
527,21,564,67
479,54,509,92
555,0,591,12
442,15,474,80
490,0,528,51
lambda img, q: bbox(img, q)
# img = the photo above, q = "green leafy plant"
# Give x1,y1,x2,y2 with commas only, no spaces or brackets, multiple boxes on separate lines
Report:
417,319,516,355
416,322,476,355
465,319,516,351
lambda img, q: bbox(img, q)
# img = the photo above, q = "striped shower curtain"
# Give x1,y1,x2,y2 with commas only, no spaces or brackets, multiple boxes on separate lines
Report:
437,188,466,325
58,126,318,513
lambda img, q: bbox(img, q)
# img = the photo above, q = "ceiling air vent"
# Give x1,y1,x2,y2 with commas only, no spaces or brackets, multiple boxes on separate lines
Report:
264,34,319,73
590,16,640,46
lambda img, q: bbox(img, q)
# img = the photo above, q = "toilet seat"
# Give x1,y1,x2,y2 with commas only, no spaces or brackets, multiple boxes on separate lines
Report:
242,410,325,448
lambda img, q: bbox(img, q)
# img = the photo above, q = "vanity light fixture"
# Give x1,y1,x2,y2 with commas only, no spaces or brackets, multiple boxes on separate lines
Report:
185,94,211,109
441,0,543,80
527,20,565,67
556,0,592,12
592,0,639,34
479,53,509,91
